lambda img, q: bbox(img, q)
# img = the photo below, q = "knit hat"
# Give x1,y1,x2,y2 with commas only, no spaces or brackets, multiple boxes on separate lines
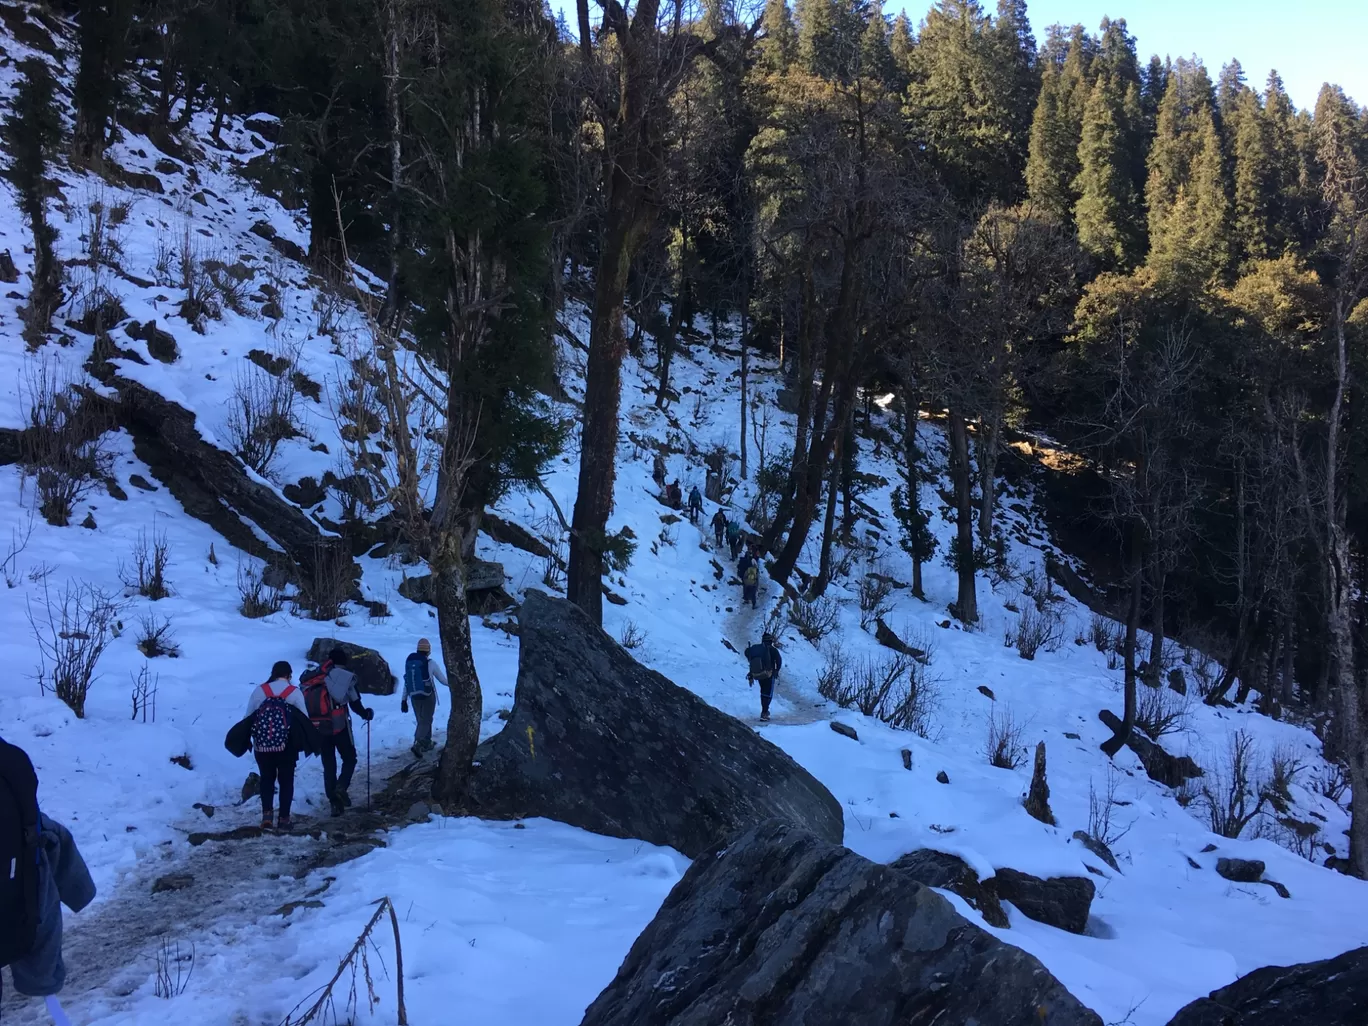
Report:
417,638,431,653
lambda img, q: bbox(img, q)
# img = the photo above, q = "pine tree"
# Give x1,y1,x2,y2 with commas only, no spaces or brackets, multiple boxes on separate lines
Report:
1230,87,1276,262
889,11,915,81
795,0,838,77
1075,73,1142,268
1095,17,1139,90
859,10,896,87
758,0,798,74
74,0,135,164
1026,25,1089,221
1262,71,1308,254
3,59,64,344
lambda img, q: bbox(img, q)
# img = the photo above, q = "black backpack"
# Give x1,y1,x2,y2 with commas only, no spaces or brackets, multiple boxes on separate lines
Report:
747,644,774,678
0,737,41,968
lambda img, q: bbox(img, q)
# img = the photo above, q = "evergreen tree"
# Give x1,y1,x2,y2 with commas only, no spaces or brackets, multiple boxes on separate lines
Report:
859,10,897,86
795,0,838,77
889,11,915,81
758,0,798,74
1230,86,1277,262
1095,17,1140,90
74,0,135,164
1145,59,1231,284
1025,25,1089,221
1262,71,1308,254
1075,73,1142,268
3,59,64,344
1141,54,1168,129
992,0,1038,159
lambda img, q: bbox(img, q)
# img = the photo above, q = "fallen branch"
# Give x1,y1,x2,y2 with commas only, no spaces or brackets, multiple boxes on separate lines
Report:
281,896,407,1026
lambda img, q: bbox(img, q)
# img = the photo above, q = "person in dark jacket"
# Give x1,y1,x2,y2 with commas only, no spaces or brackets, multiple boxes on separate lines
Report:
711,509,728,547
0,737,95,1017
687,485,703,523
314,648,374,817
726,519,743,559
739,545,761,608
744,632,783,721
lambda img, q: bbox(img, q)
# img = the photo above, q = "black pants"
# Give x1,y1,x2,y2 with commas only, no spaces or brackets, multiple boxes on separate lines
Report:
743,583,758,608
758,676,774,717
730,539,742,559
320,726,357,802
714,525,725,545
256,750,298,818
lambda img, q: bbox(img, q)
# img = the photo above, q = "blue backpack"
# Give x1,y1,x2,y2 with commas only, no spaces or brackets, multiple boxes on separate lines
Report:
404,653,433,698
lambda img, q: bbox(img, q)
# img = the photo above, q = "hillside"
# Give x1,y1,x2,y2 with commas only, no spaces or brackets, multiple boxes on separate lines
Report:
0,7,1365,1026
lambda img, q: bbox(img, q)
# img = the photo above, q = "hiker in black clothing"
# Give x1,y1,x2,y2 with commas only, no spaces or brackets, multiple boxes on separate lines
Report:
711,508,728,546
652,452,666,488
725,518,742,559
687,484,703,523
745,632,783,721
664,479,683,509
302,648,375,816
401,638,447,757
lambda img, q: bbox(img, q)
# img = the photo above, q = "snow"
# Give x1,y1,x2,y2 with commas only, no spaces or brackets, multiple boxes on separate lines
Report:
0,14,1365,1026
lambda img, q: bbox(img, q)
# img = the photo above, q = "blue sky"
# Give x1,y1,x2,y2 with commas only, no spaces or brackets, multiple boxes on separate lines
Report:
547,1,1366,111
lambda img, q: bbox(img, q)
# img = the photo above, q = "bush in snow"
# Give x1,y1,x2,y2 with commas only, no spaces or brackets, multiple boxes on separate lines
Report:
130,663,158,722
26,578,123,718
1134,684,1190,741
985,705,1025,770
292,543,352,621
135,610,180,659
120,526,172,600
790,594,840,643
1087,767,1133,850
18,361,114,527
237,557,285,619
1198,729,1269,839
224,362,301,477
618,619,647,651
1005,600,1063,660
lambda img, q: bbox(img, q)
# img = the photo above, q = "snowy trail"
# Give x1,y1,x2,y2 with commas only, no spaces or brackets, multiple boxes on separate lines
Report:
1,747,420,1025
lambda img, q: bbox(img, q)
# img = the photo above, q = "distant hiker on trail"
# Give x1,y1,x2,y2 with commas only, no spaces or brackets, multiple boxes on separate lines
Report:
739,546,761,608
711,508,728,546
726,518,742,559
402,638,446,758
745,633,783,721
665,480,683,509
652,452,666,488
688,485,703,523
302,648,375,817
226,660,319,831
1,736,95,1020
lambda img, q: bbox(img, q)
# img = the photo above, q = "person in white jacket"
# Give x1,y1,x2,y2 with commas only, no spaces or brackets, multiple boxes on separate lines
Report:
246,661,310,830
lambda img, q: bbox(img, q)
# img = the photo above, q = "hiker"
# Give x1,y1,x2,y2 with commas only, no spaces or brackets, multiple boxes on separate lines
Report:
665,479,683,509
652,452,666,488
726,518,742,560
229,660,319,830
401,638,446,758
745,632,783,721
739,546,761,608
711,508,728,547
302,648,375,817
1,736,95,1017
688,485,703,524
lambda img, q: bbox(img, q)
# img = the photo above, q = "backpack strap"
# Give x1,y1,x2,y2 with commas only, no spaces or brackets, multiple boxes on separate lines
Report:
261,683,277,700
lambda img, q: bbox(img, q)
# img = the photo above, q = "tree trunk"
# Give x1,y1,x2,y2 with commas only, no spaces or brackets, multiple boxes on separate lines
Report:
948,409,977,623
1145,564,1166,686
840,408,856,539
654,269,688,408
762,265,816,552
739,281,749,480
900,385,924,599
430,553,482,803
1101,524,1144,758
813,435,843,596
975,410,1001,546
380,0,405,327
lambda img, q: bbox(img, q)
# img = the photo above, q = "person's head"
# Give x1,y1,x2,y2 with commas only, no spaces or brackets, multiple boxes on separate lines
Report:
762,633,774,645
270,660,292,681
329,647,351,667
417,638,432,654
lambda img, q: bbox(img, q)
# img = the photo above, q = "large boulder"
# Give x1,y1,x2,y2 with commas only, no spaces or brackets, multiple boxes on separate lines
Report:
580,821,1103,1026
458,591,843,857
890,848,1009,928
992,868,1095,935
1165,945,1368,1026
306,638,397,696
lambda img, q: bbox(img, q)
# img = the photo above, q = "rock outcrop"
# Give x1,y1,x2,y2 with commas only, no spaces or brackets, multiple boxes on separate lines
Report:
580,821,1103,1026
459,592,843,857
890,848,1009,928
992,868,1095,935
1165,945,1368,1026
307,638,397,696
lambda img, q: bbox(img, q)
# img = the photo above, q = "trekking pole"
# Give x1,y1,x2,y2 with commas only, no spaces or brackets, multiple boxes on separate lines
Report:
45,995,73,1026
366,718,372,811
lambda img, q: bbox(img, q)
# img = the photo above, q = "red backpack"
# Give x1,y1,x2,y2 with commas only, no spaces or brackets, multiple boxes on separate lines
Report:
301,662,343,735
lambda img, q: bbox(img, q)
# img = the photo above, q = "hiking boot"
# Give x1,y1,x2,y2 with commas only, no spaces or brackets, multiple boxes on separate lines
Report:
760,712,770,721
260,813,274,830
276,816,293,831
423,739,436,752
330,801,345,817
411,743,424,759
339,789,353,808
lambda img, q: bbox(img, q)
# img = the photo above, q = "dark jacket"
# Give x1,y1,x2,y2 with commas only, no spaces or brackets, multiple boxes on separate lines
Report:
738,553,755,577
745,642,782,680
7,815,95,998
225,704,322,759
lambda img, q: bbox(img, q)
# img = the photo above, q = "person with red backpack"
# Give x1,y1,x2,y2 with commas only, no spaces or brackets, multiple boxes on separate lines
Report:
301,648,374,817
1,735,95,1018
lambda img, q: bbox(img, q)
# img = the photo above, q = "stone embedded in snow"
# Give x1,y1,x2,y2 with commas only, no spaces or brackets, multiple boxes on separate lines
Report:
1098,708,1203,788
306,638,397,696
459,592,843,858
891,848,1009,929
993,868,1095,935
1215,857,1265,883
579,821,1102,1026
1164,945,1368,1026
830,721,859,741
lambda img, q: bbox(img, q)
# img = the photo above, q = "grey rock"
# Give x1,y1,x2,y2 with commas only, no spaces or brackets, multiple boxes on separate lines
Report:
900,748,912,771
891,848,1009,929
580,821,1102,1026
1024,741,1056,825
407,801,431,823
459,592,842,858
874,617,926,660
936,770,950,784
1165,945,1368,1026
992,868,1095,935
1099,709,1203,788
307,638,397,696
151,873,194,894
240,772,260,803
1215,857,1265,883
482,513,553,559
1071,830,1120,873
830,721,859,741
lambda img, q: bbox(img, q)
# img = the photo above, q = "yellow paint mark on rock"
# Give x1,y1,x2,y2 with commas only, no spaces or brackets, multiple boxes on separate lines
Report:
526,725,536,760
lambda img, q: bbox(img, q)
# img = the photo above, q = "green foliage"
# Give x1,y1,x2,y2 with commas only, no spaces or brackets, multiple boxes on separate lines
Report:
891,484,938,563
1075,74,1143,268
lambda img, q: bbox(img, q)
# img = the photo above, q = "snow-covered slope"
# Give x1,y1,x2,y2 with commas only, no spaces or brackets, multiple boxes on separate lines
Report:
0,12,1364,1026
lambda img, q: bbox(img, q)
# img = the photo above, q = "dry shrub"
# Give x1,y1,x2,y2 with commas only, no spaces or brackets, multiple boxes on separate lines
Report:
27,578,123,717
986,705,1025,769
18,362,113,526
